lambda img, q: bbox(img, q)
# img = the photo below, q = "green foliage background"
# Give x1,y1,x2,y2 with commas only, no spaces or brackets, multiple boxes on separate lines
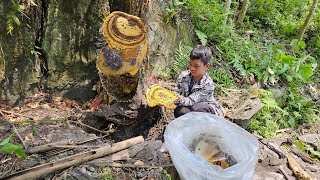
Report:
168,0,319,138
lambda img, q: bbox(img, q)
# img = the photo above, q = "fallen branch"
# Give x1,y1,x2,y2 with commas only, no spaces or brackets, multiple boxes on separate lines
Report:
290,146,314,165
11,124,27,149
287,157,313,180
69,120,114,134
278,165,294,180
2,136,144,180
26,139,75,154
95,162,173,169
1,110,34,120
0,119,67,126
258,138,286,159
26,134,110,154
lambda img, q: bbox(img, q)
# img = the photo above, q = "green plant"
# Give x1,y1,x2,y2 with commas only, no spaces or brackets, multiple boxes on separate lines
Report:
165,0,186,23
172,44,192,76
161,169,172,180
100,167,115,180
207,67,234,87
195,29,207,45
4,0,38,35
294,140,320,160
248,89,285,138
0,136,27,158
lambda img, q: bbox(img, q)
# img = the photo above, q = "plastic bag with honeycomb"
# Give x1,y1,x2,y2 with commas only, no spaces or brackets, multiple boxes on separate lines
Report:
164,112,259,180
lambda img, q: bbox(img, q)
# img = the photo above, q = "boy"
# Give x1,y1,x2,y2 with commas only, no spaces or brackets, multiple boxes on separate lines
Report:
174,45,223,118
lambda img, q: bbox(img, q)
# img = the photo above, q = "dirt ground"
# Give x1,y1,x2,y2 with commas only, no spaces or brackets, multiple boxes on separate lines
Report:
0,92,319,180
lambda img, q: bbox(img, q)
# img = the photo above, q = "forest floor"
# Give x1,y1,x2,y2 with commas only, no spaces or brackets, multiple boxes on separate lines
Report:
0,90,319,180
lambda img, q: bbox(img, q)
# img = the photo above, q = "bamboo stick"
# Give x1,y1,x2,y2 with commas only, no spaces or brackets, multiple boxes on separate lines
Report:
3,136,144,180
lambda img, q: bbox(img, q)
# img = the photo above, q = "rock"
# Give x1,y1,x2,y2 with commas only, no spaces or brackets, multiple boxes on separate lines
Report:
298,134,320,149
134,160,145,166
254,172,284,180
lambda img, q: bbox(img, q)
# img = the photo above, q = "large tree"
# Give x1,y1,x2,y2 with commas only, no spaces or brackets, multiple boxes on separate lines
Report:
236,0,249,26
298,0,319,40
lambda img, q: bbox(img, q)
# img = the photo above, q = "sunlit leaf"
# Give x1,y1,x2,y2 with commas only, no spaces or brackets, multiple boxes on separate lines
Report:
281,55,296,65
297,64,313,82
14,147,27,158
195,29,207,45
267,67,274,75
12,15,21,26
1,142,18,154
0,137,10,146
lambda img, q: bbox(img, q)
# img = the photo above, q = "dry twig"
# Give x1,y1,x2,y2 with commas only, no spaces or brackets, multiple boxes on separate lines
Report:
1,110,34,120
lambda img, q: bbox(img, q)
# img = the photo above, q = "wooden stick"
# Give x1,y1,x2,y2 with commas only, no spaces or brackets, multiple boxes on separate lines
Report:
258,138,286,158
50,145,103,149
95,162,173,169
69,120,114,134
2,136,144,180
11,124,27,149
287,157,313,180
26,139,75,154
290,146,314,165
27,133,109,154
278,165,294,180
1,110,34,120
0,119,66,126
0,110,4,116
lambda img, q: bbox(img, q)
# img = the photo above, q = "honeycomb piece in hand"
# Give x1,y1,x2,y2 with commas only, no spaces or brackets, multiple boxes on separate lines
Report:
146,84,179,109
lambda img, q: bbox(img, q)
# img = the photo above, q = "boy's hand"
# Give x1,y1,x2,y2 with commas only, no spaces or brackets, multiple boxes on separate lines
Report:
174,98,182,106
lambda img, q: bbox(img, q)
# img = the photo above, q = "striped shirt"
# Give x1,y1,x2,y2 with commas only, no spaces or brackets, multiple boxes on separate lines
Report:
175,70,224,116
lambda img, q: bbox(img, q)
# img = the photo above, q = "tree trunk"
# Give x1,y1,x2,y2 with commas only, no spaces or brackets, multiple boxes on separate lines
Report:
298,0,319,40
224,0,232,24
236,0,249,26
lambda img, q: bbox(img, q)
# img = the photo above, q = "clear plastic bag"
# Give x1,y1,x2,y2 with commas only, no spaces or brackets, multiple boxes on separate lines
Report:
164,112,259,180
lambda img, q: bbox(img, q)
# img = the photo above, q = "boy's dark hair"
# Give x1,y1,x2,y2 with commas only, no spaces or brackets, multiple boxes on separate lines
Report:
189,45,212,65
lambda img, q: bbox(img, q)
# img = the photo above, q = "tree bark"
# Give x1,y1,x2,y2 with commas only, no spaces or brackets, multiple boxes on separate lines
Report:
224,0,232,24
298,0,319,40
236,0,249,26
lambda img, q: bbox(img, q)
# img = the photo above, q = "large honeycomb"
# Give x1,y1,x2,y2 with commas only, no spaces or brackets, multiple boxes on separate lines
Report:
146,84,179,109
96,11,147,101
97,11,147,76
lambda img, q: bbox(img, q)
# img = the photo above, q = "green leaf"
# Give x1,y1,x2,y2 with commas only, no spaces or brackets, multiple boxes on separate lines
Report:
288,117,295,127
195,29,207,45
0,137,10,146
281,55,296,65
279,63,289,74
14,147,27,158
12,15,21,26
297,64,313,82
293,111,301,118
299,41,306,49
1,142,19,154
267,67,274,74
294,140,305,150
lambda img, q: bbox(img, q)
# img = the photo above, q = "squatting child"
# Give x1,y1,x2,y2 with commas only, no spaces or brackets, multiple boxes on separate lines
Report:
174,45,224,118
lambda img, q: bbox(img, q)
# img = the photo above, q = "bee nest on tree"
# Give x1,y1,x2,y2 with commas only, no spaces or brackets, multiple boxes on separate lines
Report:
96,11,147,101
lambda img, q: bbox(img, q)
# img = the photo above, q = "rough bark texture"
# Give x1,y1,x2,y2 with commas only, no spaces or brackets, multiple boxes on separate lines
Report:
0,0,109,104
0,0,193,106
236,0,249,26
298,0,319,40
224,0,232,24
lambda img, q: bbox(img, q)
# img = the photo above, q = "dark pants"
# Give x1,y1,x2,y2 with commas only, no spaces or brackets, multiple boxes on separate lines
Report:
174,102,215,118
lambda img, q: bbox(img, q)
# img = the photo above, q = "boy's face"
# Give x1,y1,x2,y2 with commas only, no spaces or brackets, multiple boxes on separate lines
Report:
188,59,210,80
